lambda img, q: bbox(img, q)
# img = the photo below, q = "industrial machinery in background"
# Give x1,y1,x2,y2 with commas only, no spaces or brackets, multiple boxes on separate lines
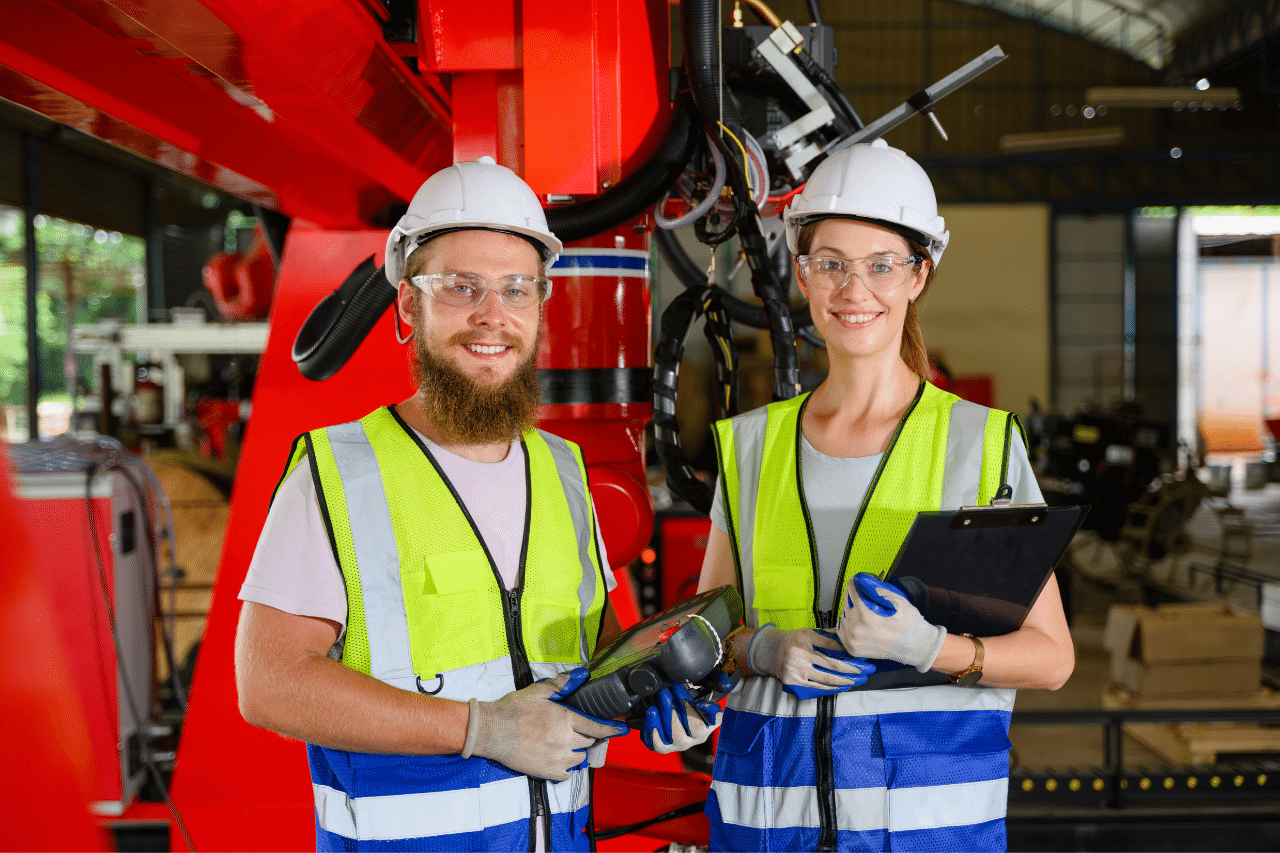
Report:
5,437,186,825
1026,398,1226,593
0,0,1014,848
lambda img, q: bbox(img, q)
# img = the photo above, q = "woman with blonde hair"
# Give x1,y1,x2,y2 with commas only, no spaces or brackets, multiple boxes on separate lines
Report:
697,139,1073,852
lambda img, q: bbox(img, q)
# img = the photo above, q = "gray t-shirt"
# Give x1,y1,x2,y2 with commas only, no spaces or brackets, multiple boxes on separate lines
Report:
709,431,1042,612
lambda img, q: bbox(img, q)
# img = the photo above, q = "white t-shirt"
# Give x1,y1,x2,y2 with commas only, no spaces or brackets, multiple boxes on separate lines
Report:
239,427,616,629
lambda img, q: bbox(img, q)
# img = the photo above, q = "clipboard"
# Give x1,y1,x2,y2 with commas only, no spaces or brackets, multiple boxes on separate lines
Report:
885,501,1089,637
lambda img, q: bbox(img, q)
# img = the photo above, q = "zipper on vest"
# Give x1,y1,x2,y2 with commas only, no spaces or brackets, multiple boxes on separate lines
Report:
505,587,533,688
504,586,552,851
815,608,838,851
816,692,837,851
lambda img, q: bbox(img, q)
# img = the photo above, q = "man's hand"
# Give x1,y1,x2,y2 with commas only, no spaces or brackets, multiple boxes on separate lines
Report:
837,573,946,672
748,624,874,697
462,670,627,781
641,683,722,754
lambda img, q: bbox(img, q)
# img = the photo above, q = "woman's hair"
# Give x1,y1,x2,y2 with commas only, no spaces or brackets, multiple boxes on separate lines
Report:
796,218,937,378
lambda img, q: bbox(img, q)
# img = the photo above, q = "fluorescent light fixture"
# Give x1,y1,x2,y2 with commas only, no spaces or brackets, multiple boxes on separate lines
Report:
1084,86,1241,107
998,126,1125,153
1193,216,1280,236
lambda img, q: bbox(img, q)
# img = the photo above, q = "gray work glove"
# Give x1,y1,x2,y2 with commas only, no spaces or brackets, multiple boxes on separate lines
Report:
747,624,874,693
836,573,946,672
461,671,627,781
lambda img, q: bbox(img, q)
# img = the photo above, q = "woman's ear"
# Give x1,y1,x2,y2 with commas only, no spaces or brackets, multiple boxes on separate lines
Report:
908,261,930,303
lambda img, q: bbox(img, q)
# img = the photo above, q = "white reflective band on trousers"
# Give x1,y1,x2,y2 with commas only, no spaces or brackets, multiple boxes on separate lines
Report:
313,771,591,842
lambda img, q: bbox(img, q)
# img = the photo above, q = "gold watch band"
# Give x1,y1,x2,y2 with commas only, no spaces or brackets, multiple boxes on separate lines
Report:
948,633,984,685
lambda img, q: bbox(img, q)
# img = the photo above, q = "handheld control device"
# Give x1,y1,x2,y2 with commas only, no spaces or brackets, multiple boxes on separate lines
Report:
560,585,744,726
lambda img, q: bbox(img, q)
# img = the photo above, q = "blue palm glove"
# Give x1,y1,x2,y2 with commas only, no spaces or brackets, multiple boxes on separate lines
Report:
782,630,877,700
641,682,723,753
837,573,946,672
747,623,876,699
546,667,629,769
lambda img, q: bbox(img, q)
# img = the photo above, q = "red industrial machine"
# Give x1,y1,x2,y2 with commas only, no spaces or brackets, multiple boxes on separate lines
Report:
9,456,156,817
0,0,999,847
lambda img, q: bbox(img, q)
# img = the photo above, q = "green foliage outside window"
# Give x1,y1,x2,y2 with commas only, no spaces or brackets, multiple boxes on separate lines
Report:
0,207,145,415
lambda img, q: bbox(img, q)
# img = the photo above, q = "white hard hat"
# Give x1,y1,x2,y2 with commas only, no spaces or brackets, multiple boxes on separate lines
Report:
384,156,562,284
783,139,949,265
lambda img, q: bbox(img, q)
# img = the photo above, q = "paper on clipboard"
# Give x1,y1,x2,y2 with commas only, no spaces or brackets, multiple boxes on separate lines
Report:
884,502,1089,637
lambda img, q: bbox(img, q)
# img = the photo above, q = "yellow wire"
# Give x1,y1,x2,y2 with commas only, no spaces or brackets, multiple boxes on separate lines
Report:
717,121,753,195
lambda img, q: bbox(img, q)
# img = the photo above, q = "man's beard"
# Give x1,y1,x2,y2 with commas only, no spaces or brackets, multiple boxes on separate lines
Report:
410,327,542,444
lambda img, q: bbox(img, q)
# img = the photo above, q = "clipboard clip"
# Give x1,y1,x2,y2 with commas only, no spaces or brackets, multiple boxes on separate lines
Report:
989,483,1014,507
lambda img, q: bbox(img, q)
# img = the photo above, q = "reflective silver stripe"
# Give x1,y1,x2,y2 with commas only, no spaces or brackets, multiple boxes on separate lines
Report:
541,430,599,662
710,778,1006,833
390,649,577,701
941,398,990,509
727,408,769,628
887,777,1009,832
314,775,530,840
711,782,822,831
727,675,1015,718
406,656,516,702
325,421,415,685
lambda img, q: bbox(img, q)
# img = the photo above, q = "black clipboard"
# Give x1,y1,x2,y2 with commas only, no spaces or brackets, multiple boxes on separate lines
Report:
886,502,1089,637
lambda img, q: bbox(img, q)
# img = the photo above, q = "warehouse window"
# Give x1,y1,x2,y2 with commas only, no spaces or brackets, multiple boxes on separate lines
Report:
30,214,145,438
1188,207,1280,474
0,204,24,440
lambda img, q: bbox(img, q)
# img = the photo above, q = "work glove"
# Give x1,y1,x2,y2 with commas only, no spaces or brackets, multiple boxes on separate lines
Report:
747,623,875,698
462,668,628,781
837,573,946,672
640,680,726,754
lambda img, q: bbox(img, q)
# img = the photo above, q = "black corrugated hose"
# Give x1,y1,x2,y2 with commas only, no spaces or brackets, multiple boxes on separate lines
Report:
293,95,703,381
653,215,810,330
546,95,700,243
679,0,801,404
652,283,739,513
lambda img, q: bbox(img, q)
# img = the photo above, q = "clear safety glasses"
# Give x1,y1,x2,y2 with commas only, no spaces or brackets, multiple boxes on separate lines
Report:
410,272,552,311
795,254,923,295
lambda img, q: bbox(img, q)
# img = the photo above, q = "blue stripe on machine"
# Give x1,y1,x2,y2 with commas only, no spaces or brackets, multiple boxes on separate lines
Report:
550,253,648,274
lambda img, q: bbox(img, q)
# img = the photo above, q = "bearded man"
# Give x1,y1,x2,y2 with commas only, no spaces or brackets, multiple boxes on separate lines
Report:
234,159,718,852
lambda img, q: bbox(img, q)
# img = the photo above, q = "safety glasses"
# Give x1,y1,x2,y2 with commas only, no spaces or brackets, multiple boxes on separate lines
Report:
410,272,552,311
795,254,923,295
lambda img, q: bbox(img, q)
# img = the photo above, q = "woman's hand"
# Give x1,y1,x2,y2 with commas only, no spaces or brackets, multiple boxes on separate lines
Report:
836,573,946,672
747,624,874,696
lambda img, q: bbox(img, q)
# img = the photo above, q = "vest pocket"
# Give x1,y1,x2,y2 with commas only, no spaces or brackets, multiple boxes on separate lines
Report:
403,550,503,672
753,565,813,631
521,593,582,662
715,709,777,757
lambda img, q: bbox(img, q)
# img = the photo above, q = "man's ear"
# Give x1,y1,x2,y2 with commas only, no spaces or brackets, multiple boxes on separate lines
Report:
397,279,416,319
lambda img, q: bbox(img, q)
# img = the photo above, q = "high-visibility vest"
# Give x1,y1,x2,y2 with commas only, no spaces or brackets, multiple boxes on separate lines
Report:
287,407,607,851
711,380,1025,629
708,381,1026,852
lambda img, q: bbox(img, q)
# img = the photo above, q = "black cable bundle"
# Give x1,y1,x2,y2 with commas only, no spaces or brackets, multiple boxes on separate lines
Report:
679,0,801,404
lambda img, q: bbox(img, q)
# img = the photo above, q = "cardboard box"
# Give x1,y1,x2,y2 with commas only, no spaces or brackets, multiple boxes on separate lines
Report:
1103,602,1263,698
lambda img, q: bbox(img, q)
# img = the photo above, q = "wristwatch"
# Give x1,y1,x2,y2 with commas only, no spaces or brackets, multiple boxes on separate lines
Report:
948,634,984,686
